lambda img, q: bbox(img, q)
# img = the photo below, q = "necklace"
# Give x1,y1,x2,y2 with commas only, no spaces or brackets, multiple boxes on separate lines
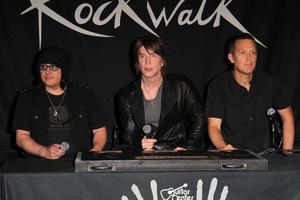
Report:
142,80,162,110
143,84,155,109
46,87,67,117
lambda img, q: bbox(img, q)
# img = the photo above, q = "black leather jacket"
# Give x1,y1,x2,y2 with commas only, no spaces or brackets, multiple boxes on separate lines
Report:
116,74,206,150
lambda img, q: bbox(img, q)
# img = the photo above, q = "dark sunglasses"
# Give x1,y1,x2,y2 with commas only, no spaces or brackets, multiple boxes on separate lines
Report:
40,64,59,71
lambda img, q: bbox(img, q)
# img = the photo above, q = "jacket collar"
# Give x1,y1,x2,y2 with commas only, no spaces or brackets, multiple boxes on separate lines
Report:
130,75,177,129
160,77,177,122
131,80,145,128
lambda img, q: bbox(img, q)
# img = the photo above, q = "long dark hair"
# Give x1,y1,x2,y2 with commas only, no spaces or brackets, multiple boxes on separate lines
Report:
133,35,167,77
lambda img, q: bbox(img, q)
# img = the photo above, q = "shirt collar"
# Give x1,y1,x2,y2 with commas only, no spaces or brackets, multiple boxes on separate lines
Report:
227,70,258,93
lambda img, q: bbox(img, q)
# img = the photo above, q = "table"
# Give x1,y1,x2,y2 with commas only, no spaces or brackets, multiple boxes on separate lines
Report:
0,152,300,200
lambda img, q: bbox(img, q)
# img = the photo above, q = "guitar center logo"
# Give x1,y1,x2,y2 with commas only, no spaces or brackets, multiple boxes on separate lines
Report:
121,177,229,200
160,183,191,200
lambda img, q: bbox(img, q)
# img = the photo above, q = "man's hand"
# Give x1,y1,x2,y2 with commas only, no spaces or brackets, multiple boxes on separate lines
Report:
39,144,65,160
174,147,187,151
141,137,157,150
90,147,102,152
16,130,65,159
222,144,237,151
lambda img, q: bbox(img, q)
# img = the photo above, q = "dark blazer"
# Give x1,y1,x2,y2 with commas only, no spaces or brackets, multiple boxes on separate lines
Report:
116,73,206,150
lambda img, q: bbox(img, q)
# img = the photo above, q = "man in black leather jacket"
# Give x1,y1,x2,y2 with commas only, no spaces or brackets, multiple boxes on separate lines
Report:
116,35,206,151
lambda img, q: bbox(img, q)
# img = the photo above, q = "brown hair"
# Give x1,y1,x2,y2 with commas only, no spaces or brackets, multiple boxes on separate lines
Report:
227,33,256,54
133,35,167,76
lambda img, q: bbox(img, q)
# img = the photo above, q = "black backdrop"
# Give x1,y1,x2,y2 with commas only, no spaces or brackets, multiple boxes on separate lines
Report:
1,0,299,148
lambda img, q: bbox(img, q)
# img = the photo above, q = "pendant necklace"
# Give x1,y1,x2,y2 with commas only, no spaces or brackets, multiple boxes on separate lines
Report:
142,80,162,110
46,87,67,117
143,83,155,109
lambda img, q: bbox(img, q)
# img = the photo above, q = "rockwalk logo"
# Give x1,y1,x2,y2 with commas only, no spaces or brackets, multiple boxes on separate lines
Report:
121,177,229,200
21,0,266,49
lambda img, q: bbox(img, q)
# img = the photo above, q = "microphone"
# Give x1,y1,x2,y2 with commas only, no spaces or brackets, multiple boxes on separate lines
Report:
59,142,70,151
267,108,282,132
142,124,157,139
267,107,276,119
266,108,282,149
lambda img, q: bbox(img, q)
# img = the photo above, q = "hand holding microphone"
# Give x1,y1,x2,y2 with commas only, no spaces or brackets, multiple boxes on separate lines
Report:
141,137,157,150
40,142,69,160
142,124,157,150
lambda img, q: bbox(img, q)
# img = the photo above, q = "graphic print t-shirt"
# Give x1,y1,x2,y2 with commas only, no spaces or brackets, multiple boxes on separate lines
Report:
47,93,75,156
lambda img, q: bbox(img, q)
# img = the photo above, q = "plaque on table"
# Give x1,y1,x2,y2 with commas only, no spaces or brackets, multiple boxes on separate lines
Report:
75,149,268,172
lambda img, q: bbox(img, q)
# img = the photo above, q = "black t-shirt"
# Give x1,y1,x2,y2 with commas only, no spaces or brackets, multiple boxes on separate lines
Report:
12,84,106,156
205,70,290,152
47,93,76,156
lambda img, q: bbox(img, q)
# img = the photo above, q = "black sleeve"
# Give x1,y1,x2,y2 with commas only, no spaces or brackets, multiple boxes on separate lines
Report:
84,88,106,130
182,78,207,150
12,91,32,133
205,80,224,119
117,92,143,149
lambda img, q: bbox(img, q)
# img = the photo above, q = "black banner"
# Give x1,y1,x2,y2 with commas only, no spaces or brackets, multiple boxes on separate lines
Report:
0,0,299,147
2,171,300,200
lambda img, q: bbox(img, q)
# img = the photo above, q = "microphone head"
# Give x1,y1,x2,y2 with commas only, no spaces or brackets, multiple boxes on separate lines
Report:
60,142,70,151
142,124,152,134
142,124,157,138
267,108,276,116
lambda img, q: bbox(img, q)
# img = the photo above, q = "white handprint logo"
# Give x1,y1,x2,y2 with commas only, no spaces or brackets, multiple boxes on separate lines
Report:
196,178,228,200
121,177,228,200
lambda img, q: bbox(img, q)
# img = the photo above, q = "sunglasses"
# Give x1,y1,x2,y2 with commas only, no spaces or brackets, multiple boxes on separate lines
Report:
40,64,59,71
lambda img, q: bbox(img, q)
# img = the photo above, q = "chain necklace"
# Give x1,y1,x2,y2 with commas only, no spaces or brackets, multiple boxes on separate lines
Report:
142,80,162,110
143,84,155,109
45,87,67,117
